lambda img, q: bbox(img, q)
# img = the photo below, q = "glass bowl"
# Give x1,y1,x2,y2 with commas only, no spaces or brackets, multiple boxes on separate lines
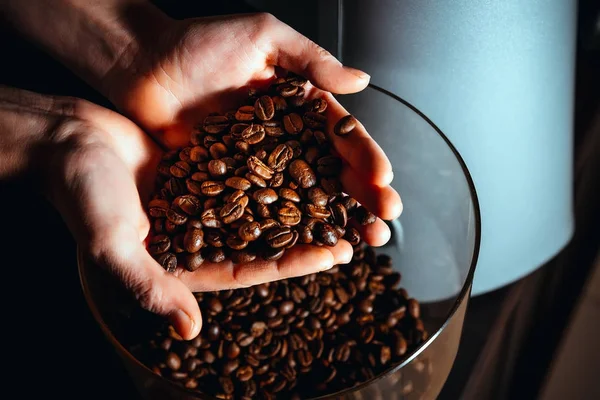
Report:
78,84,480,400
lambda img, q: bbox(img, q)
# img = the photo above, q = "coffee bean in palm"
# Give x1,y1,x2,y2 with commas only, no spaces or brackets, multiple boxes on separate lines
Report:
148,235,171,255
253,188,278,205
334,115,357,136
235,105,255,122
241,124,265,145
344,227,361,246
170,161,191,178
320,177,343,196
167,208,187,225
255,95,275,121
316,223,338,246
149,199,170,217
220,201,245,224
156,252,177,272
265,226,294,248
238,221,262,242
230,250,256,264
277,206,302,226
247,155,274,180
355,206,377,225
201,209,222,229
207,159,226,177
267,144,293,172
317,155,343,176
207,247,226,263
330,203,348,227
283,113,303,134
278,188,300,203
288,159,316,188
278,83,298,97
307,98,327,113
184,228,204,253
209,143,228,159
203,115,229,134
303,111,327,130
190,146,209,162
184,251,204,272
200,181,226,197
175,195,201,215
305,204,331,219
225,177,251,191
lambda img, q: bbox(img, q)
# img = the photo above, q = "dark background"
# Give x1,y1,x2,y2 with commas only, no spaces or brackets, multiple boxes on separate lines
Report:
0,1,598,399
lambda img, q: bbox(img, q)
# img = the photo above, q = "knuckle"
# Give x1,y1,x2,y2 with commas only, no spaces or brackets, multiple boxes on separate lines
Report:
132,277,165,314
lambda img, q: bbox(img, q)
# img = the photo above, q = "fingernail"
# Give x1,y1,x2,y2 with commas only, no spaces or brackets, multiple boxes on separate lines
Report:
344,66,371,81
170,309,199,339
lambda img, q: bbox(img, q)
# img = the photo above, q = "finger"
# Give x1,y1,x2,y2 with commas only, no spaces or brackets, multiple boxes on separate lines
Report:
351,218,392,248
340,166,403,221
266,16,370,94
94,233,202,340
313,90,395,187
177,244,352,292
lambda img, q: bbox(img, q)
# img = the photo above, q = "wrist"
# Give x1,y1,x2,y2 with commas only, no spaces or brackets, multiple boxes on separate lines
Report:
1,0,173,100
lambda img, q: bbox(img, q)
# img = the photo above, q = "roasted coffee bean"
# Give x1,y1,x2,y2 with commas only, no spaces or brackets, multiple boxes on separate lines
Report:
304,146,321,165
235,105,255,122
241,124,265,145
230,250,256,264
179,147,192,162
329,203,348,227
157,161,172,177
253,188,278,205
341,196,358,213
201,209,222,229
305,204,331,219
247,155,274,180
256,203,272,219
156,252,177,272
288,159,316,188
262,247,285,261
355,206,377,225
269,172,284,188
167,178,187,197
283,113,303,134
164,220,179,235
263,120,283,137
408,299,420,319
277,206,302,226
334,114,357,136
220,201,245,224
255,95,275,121
317,155,343,177
278,83,298,97
207,247,226,263
225,177,251,191
149,235,171,255
191,171,211,183
185,252,204,272
209,143,229,159
184,228,204,253
190,146,209,162
201,181,226,197
265,227,294,248
303,111,327,129
285,140,302,158
167,208,188,225
238,221,262,242
204,115,229,134
320,177,343,196
175,195,202,216
267,144,293,172
278,188,300,203
306,98,328,113
226,234,249,250
305,187,328,207
344,227,361,246
207,159,227,177
170,161,191,178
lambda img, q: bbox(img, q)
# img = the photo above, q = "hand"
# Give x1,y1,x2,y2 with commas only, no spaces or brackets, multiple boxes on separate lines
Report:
105,12,403,249
0,87,356,339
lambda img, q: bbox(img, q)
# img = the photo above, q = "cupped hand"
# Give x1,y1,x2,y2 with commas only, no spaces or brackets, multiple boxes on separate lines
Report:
14,93,354,340
105,12,403,254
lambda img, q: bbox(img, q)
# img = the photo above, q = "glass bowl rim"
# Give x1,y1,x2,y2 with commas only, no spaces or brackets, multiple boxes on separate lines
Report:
77,83,482,400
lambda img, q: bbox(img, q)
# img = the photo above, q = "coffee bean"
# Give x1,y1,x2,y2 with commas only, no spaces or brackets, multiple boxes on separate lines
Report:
408,299,420,319
317,155,343,177
262,247,286,261
278,188,300,203
277,206,302,226
283,113,303,134
204,115,229,134
256,203,272,219
167,208,188,225
341,196,358,213
288,160,316,188
247,155,274,180
334,115,357,136
171,234,186,254
209,143,229,159
303,111,327,129
254,95,275,121
148,199,170,218
320,177,343,196
267,144,293,172
185,251,204,272
170,161,191,178
175,195,202,216
305,204,331,219
225,177,251,191
235,105,255,122
278,83,298,97
148,235,171,255
355,206,377,225
189,145,209,162
306,98,327,113
207,160,226,177
201,181,226,197
226,234,249,250
269,172,284,188
156,252,177,272
253,188,278,205
344,227,361,246
207,247,226,263
230,250,256,264
240,123,264,145
183,228,204,253
304,146,321,165
265,227,294,248
219,201,245,224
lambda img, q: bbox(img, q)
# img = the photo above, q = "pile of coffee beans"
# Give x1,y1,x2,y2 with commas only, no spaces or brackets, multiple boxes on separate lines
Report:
129,244,428,399
147,72,377,271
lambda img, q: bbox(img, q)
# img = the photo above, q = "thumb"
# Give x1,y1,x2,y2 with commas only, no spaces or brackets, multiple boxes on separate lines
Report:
91,231,202,340
265,15,370,94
